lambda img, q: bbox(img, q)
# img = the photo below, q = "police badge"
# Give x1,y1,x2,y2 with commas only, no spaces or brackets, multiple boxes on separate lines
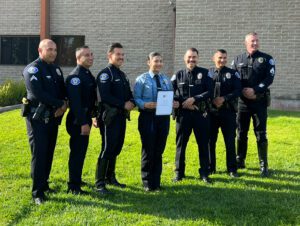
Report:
197,73,202,79
258,57,264,63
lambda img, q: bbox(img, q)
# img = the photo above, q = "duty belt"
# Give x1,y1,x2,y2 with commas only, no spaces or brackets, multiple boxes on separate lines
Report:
139,109,155,113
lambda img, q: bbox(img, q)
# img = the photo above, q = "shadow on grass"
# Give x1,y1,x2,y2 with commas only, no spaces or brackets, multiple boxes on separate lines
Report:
239,168,300,184
45,184,299,225
6,170,300,225
7,203,33,226
113,185,298,224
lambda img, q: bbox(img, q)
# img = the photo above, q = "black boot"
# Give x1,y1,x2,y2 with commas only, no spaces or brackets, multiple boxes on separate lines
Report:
95,158,112,194
236,139,247,169
105,158,126,188
258,142,269,177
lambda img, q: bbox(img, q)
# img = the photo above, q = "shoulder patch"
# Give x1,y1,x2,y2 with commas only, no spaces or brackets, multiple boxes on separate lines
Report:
70,77,80,85
235,72,241,79
270,67,275,76
171,74,176,81
269,59,275,66
207,71,213,79
171,74,176,82
27,66,38,74
30,75,38,81
163,78,169,85
100,73,109,81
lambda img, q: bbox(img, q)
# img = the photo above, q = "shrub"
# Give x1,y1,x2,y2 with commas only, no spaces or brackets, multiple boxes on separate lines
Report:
0,80,26,107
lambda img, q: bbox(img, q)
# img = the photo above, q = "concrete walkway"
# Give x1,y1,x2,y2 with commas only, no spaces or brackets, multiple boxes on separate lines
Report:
0,104,21,114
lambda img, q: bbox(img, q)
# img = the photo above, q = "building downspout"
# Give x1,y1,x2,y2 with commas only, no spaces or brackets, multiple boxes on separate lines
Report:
40,0,50,40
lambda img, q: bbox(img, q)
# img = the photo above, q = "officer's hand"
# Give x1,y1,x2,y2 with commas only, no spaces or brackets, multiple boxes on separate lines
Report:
124,101,135,111
213,97,225,108
92,118,98,128
144,102,156,109
242,88,256,99
61,100,68,112
81,124,91,136
54,108,64,117
184,105,195,110
55,100,68,117
182,97,195,108
173,101,180,109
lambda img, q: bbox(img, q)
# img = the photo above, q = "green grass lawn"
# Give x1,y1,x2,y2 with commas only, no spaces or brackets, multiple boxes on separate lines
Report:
0,109,299,225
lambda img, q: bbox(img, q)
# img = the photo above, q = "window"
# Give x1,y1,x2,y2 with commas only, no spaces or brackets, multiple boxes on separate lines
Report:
52,36,85,66
0,36,40,65
0,35,85,66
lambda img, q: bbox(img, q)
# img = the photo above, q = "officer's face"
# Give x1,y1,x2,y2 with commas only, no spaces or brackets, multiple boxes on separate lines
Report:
213,52,227,69
148,56,163,74
78,48,94,69
184,50,198,70
108,48,124,67
38,41,57,64
245,34,259,55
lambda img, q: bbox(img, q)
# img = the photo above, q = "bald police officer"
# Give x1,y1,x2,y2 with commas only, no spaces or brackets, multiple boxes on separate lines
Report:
22,39,67,205
232,32,275,177
65,46,97,194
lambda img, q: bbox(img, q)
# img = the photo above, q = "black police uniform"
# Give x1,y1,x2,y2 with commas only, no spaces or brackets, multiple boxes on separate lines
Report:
232,50,275,175
22,58,66,199
65,65,96,192
172,66,213,180
208,66,241,174
95,63,134,192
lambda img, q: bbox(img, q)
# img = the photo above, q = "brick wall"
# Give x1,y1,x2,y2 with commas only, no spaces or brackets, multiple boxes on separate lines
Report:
0,0,40,81
0,0,299,110
175,0,300,109
0,0,175,85
50,0,175,85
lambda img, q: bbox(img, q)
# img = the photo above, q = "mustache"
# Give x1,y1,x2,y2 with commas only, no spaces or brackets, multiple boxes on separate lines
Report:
188,61,196,63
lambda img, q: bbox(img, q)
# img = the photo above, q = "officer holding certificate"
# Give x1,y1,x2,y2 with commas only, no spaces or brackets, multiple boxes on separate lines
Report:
134,52,179,192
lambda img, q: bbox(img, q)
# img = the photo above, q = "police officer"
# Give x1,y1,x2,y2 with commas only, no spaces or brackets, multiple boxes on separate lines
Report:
93,43,135,194
134,52,179,192
172,48,213,183
22,39,67,205
232,32,275,177
65,46,97,194
208,49,241,177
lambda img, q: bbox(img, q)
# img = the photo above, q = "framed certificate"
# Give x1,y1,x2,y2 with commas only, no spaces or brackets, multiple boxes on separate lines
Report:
155,91,174,115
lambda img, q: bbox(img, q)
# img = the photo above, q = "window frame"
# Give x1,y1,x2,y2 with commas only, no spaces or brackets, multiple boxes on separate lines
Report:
0,35,40,66
51,35,85,67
